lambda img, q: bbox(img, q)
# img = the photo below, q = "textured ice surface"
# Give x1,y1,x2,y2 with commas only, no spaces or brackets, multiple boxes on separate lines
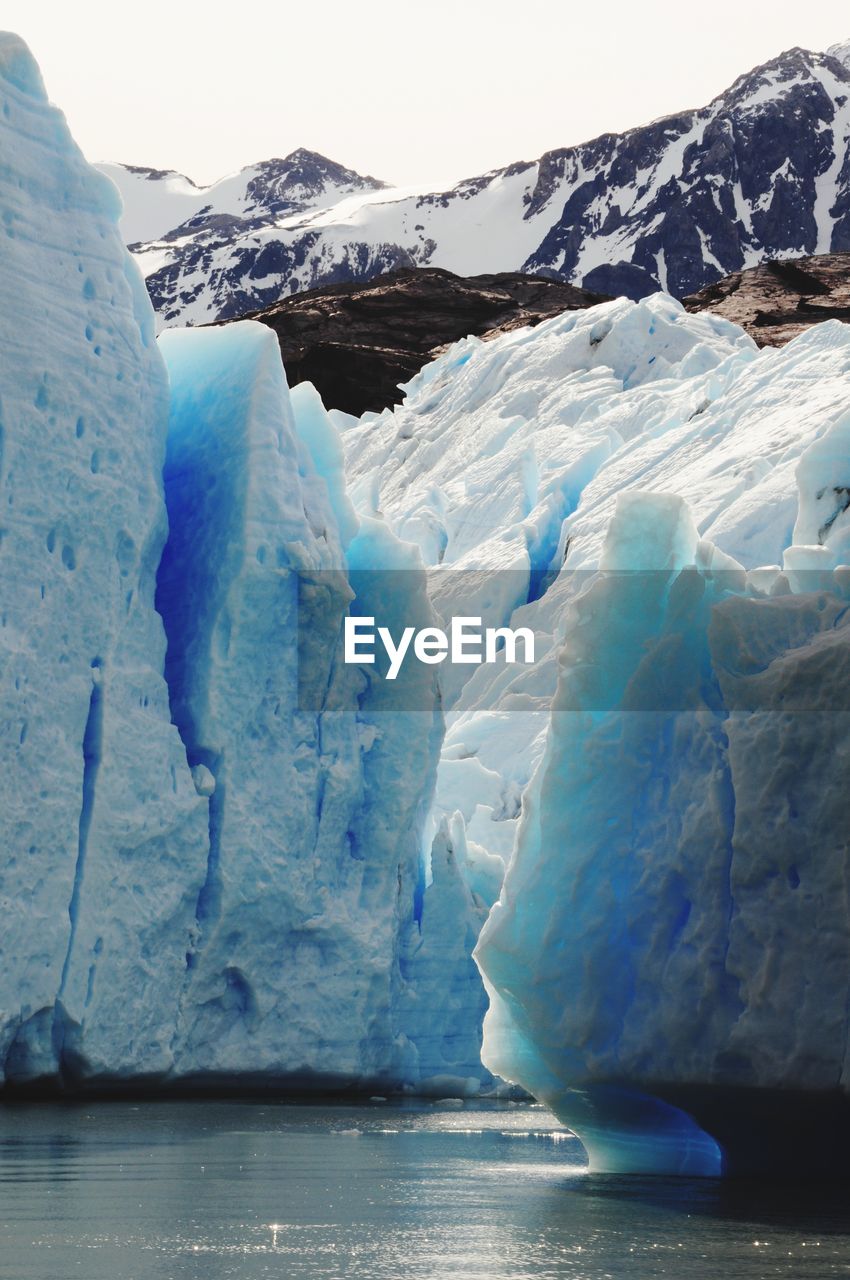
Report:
397,814,494,1094
344,297,850,910
0,35,473,1094
475,486,850,1171
7,26,850,1123
156,324,450,1084
345,293,850,1155
0,33,209,1084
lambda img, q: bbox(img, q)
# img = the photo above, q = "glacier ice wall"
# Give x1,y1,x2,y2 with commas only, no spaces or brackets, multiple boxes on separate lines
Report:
344,294,850,1146
475,480,850,1173
0,33,210,1085
156,322,360,1078
163,327,496,1088
0,35,459,1095
155,324,450,1084
7,19,850,1120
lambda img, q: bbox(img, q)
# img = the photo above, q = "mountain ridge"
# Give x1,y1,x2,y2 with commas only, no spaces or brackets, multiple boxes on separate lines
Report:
100,147,388,247
100,42,850,325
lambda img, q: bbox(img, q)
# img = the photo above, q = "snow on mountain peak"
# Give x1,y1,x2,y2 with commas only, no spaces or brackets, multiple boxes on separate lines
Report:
98,148,386,249
827,38,850,71
104,42,850,327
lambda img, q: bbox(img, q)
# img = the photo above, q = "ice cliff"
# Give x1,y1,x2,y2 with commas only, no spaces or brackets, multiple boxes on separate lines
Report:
476,486,850,1175
0,33,210,1084
153,323,451,1084
0,35,457,1092
344,297,850,1171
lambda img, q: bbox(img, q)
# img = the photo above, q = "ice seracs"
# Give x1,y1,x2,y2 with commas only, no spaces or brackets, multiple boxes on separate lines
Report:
343,288,850,1169
474,460,850,1175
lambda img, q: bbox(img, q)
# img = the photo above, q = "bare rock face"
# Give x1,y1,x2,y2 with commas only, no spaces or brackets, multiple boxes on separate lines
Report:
219,267,608,414
685,253,850,346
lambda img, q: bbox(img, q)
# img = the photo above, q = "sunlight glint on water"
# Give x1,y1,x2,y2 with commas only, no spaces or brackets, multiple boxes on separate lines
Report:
0,1101,848,1279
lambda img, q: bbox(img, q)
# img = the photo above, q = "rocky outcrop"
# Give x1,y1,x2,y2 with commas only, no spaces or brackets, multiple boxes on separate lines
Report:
685,252,850,346
220,267,608,414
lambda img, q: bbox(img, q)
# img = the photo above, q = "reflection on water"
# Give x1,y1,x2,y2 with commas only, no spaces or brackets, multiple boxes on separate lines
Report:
0,1100,848,1279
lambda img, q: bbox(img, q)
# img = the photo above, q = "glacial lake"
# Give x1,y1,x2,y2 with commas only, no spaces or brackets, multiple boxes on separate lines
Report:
0,1100,848,1279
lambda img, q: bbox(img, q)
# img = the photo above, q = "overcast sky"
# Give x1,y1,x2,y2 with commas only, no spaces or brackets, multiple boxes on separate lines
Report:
6,1,850,188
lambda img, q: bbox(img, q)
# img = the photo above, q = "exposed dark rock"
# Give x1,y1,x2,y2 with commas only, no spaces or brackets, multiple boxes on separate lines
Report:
582,261,659,301
220,267,609,415
684,252,850,345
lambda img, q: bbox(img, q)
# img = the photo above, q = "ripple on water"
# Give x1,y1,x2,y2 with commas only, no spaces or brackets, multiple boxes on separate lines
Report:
0,1101,848,1280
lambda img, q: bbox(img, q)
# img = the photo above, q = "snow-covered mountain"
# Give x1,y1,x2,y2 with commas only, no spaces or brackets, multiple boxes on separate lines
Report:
100,149,387,247
102,42,850,326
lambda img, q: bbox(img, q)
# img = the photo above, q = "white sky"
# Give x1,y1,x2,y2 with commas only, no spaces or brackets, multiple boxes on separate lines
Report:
5,0,850,189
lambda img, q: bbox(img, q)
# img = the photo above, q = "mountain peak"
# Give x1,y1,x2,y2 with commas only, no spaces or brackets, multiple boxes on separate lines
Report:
265,147,388,191
236,150,387,224
114,39,850,325
718,44,850,112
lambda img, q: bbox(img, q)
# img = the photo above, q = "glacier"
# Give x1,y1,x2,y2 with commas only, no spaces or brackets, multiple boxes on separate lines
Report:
154,322,450,1085
475,496,850,1175
5,31,850,1176
343,296,850,1171
0,32,210,1085
0,33,476,1095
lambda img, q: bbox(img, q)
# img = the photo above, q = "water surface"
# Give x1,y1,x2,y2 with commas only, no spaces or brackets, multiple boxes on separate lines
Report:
0,1100,848,1278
